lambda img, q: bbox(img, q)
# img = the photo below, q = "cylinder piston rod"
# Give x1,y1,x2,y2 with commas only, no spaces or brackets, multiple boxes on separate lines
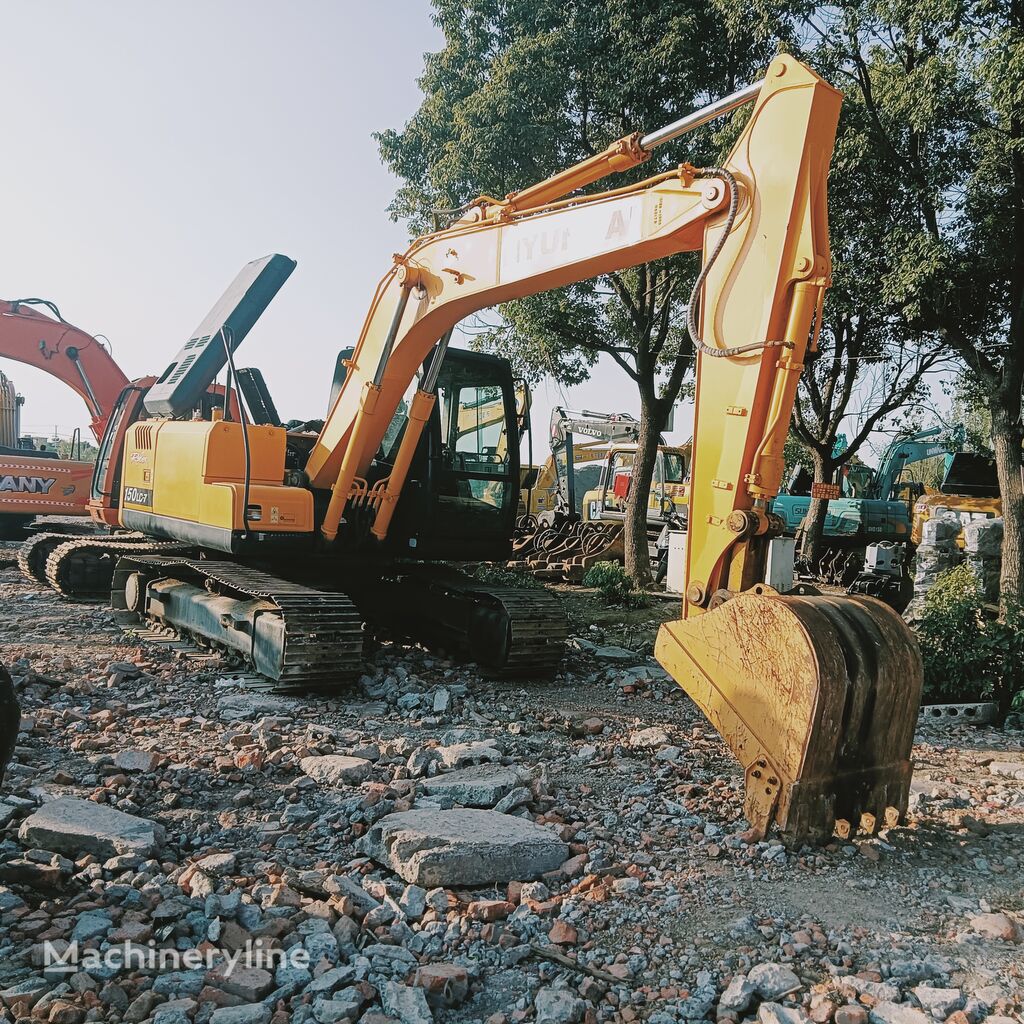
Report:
639,79,764,152
498,77,764,215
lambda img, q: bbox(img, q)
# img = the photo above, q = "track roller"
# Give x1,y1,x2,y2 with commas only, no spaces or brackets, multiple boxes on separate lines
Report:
112,556,364,691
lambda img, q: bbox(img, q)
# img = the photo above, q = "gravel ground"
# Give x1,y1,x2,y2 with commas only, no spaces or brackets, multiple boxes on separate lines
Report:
0,546,1021,1024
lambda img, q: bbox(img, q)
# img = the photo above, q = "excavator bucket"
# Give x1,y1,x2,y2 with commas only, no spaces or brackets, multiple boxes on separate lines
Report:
655,589,922,845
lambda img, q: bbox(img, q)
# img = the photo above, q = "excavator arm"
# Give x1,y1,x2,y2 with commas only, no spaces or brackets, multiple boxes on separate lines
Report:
302,56,921,844
871,424,966,501
0,300,130,440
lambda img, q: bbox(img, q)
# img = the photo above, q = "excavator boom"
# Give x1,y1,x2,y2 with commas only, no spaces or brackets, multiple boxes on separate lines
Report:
0,299,132,532
0,300,130,440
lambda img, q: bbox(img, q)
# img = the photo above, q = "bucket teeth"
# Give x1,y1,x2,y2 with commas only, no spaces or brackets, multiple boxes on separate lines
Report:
655,591,922,845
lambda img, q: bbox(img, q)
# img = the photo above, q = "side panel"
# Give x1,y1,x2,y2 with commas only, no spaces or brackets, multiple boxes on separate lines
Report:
118,420,313,545
0,456,92,518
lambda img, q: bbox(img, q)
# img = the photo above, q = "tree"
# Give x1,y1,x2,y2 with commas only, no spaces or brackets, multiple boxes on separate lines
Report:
801,1,1024,613
376,0,786,582
775,34,951,564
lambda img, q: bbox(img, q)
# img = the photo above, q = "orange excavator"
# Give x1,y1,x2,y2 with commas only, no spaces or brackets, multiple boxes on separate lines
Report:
37,57,920,842
0,299,130,537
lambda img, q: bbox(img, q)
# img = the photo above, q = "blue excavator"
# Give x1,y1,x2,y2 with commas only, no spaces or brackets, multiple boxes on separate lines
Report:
774,424,966,584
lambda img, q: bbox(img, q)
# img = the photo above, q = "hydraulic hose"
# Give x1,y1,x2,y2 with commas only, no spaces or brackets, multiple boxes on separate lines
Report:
220,326,252,540
686,168,792,359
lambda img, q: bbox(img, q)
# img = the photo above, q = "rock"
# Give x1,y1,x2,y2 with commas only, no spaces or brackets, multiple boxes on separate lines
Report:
323,874,380,916
411,964,469,1009
748,963,801,1000
208,965,274,1002
628,726,671,749
19,797,165,858
493,786,532,814
113,749,159,772
196,851,238,876
437,740,501,769
300,755,372,787
835,1008,868,1024
719,975,756,1014
307,966,356,996
361,809,569,886
217,694,294,720
840,978,900,1004
0,978,51,1010
380,981,433,1024
913,988,962,1019
124,991,162,1022
573,639,636,661
209,1007,273,1024
968,912,1021,941
314,990,364,1023
71,910,113,942
869,1005,930,1024
399,884,427,920
535,986,585,1024
759,1005,808,1024
420,764,525,807
988,762,1024,780
469,898,513,922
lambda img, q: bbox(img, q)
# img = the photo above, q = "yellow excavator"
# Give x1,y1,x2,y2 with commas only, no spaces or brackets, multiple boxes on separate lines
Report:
52,56,920,843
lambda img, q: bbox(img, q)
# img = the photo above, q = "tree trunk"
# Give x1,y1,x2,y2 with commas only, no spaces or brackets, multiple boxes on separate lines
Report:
623,394,663,585
799,449,832,567
990,403,1024,614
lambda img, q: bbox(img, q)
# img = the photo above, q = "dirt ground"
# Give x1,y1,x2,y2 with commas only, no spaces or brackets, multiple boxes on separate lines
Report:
1,545,1022,1024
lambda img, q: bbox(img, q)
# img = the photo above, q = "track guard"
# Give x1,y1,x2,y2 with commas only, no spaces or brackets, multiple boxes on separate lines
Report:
654,591,922,844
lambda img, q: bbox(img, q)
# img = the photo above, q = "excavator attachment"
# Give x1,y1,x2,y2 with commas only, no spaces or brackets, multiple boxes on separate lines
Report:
656,589,922,844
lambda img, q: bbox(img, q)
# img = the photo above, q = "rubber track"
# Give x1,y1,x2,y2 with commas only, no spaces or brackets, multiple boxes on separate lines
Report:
45,537,188,599
113,555,364,691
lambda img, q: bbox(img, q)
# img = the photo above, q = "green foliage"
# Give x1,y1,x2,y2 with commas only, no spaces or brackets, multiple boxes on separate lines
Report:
915,565,1024,716
582,560,649,608
375,0,784,390
783,432,813,480
469,563,545,590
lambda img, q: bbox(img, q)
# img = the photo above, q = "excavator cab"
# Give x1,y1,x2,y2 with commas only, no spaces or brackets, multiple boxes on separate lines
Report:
89,382,154,527
372,348,522,561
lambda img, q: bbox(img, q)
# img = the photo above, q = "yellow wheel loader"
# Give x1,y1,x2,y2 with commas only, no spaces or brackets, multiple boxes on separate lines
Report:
63,57,919,843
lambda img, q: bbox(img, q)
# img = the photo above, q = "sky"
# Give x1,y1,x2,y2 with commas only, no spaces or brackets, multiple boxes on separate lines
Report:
0,0,687,458
0,2,943,465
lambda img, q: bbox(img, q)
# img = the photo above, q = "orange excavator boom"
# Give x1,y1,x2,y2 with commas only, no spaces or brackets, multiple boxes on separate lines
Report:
0,299,130,440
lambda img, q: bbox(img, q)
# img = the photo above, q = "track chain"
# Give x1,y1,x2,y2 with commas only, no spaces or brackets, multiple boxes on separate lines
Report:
45,537,187,599
113,556,364,691
459,581,567,676
359,570,568,677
